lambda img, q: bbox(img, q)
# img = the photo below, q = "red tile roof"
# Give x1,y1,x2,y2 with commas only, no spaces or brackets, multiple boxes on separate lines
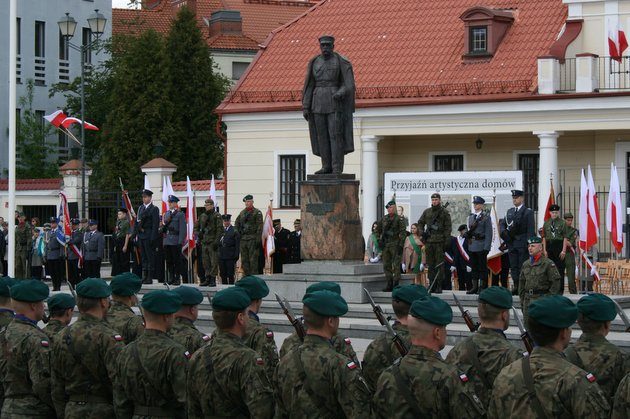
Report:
218,0,569,113
171,179,225,192
207,33,260,50
0,179,62,191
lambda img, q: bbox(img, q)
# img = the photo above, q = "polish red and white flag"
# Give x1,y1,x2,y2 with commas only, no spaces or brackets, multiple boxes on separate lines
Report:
43,110,68,127
608,20,628,62
606,163,624,254
61,116,99,131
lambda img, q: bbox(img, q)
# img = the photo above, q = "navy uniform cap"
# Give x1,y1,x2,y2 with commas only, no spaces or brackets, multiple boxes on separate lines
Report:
50,217,59,223
221,214,232,221
511,189,524,197
473,196,485,204
142,189,153,196
71,218,80,225
458,224,467,232
168,195,179,203
88,219,98,225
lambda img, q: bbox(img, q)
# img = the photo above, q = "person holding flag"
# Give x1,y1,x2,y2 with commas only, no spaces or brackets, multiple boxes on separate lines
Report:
542,204,569,294
45,217,65,291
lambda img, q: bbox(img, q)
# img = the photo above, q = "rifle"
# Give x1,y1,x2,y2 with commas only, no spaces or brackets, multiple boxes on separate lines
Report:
427,261,445,294
275,293,306,340
612,299,630,332
512,307,534,354
453,293,479,332
364,288,409,357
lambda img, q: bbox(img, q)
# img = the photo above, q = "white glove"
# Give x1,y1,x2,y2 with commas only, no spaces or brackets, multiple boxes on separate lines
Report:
401,263,406,272
450,266,456,273
419,263,425,272
466,266,472,273
369,256,379,263
575,267,579,276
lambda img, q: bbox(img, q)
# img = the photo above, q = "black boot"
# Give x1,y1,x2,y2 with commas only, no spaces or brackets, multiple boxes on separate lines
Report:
143,270,153,285
208,276,217,287
382,279,393,292
467,280,479,294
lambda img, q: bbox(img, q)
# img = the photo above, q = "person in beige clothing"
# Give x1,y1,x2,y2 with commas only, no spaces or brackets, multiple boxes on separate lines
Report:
403,223,426,285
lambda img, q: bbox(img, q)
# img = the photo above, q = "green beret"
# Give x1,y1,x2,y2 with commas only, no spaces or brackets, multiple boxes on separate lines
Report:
212,287,251,311
243,194,253,202
528,295,577,328
10,279,50,302
141,290,183,314
110,273,142,296
235,276,269,300
304,281,341,298
76,278,112,299
303,290,348,317
563,212,574,219
0,278,18,297
392,284,428,305
528,236,542,244
410,296,452,326
386,200,396,208
172,286,204,306
47,293,76,311
478,286,513,309
577,294,617,322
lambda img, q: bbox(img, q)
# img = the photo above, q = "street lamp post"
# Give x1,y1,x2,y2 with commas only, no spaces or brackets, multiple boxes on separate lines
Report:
58,10,107,219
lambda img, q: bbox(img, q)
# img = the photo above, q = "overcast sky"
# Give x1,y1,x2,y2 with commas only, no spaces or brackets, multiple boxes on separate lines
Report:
112,0,138,8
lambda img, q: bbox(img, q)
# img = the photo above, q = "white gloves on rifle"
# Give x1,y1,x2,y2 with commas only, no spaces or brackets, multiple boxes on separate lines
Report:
369,256,380,263
466,266,472,273
419,263,425,272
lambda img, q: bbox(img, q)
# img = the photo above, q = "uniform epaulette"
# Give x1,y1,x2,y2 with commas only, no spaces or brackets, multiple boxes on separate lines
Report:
346,361,358,370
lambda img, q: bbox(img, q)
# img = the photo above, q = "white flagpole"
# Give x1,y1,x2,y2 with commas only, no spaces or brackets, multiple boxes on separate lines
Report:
7,0,17,276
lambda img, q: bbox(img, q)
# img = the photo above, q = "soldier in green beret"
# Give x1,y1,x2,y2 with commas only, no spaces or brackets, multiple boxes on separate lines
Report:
234,195,263,276
14,213,32,279
362,284,427,388
377,200,408,292
43,293,75,341
563,212,579,294
114,290,188,417
168,286,210,353
564,294,630,404
542,204,569,293
111,208,131,276
612,373,630,419
446,286,524,408
51,278,125,418
195,198,223,287
276,290,371,418
187,287,274,418
373,295,485,418
489,295,610,418
106,273,144,344
0,278,16,327
518,236,561,322
417,193,452,293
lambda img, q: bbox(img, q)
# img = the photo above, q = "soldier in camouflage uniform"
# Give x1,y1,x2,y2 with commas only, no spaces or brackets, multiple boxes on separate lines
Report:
362,284,427,388
564,212,579,294
564,293,630,404
613,373,630,419
111,208,131,276
187,287,274,418
446,286,524,408
518,236,561,322
542,204,569,293
489,295,610,418
195,198,223,286
106,273,144,344
234,194,263,276
0,278,16,328
51,279,125,418
417,193,452,293
14,213,31,279
1,280,55,417
276,290,371,418
373,295,485,418
168,286,210,353
114,290,188,418
377,200,408,292
43,293,75,341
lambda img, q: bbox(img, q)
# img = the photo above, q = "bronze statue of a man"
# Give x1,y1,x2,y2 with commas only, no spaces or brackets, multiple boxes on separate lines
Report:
302,35,355,175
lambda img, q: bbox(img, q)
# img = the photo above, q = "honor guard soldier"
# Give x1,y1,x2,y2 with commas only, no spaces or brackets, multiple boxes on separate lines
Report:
450,225,472,291
466,196,492,294
417,193,452,293
114,290,188,418
489,296,610,418
163,195,186,285
195,198,222,286
564,212,579,294
272,219,291,273
187,287,275,418
168,286,211,354
67,218,83,285
542,204,569,293
112,208,131,276
218,214,240,285
83,220,105,278
235,195,263,276
287,219,302,264
377,200,407,292
373,295,486,418
43,293,75,341
135,189,160,284
106,272,144,343
14,212,31,279
45,217,65,291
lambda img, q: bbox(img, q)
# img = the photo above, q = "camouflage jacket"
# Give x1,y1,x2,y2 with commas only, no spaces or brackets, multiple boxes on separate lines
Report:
417,205,452,244
376,214,407,248
542,217,569,242
564,333,630,404
518,256,561,320
113,219,130,243
106,301,144,344
0,309,14,409
167,317,210,354
195,209,223,244
2,316,55,416
446,327,524,408
488,346,610,418
42,319,66,342
0,310,14,329
280,331,359,364
275,334,372,419
362,322,410,389
51,313,125,418
15,223,32,251
187,329,274,419
243,312,278,383
114,329,188,419
235,207,263,241
612,372,630,419
373,345,485,418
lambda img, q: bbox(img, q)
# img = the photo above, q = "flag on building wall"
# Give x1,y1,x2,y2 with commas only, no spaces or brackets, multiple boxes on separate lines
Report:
606,163,624,253
608,20,629,62
262,203,275,259
543,179,556,221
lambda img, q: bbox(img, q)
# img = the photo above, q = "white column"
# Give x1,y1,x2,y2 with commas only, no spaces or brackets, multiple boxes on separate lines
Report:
534,131,561,228
361,135,382,241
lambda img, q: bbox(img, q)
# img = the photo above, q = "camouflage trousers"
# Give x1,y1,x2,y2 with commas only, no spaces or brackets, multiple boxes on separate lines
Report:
240,238,261,276
202,241,219,277
14,249,28,279
565,251,577,294
382,244,402,285
425,242,445,292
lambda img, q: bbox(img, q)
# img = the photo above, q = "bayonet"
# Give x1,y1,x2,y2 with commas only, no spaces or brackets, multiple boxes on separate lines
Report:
512,307,534,354
364,288,408,356
612,299,630,332
275,293,306,340
453,293,479,332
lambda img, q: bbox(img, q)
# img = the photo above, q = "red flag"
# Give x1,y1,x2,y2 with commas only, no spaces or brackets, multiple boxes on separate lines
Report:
43,110,68,127
606,164,624,253
587,165,600,248
609,21,628,62
543,179,555,221
182,177,196,254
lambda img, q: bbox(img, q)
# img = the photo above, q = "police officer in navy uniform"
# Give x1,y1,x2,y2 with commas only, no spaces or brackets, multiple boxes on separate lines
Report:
218,214,240,285
82,219,105,278
162,195,186,285
135,189,160,285
466,196,492,294
45,217,65,291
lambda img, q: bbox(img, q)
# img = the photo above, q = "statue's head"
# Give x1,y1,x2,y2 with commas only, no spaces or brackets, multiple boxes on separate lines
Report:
319,35,335,58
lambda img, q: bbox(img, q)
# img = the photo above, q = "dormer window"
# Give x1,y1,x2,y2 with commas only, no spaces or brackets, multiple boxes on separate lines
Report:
461,7,514,59
470,26,488,54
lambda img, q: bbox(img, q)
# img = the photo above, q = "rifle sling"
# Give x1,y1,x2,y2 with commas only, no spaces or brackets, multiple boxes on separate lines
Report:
521,356,549,419
564,346,584,370
294,347,337,417
463,338,492,389
392,362,426,417
202,343,249,417
130,344,170,406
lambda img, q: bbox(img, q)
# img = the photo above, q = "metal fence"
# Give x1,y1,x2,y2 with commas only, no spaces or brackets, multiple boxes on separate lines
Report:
558,58,576,92
559,56,630,92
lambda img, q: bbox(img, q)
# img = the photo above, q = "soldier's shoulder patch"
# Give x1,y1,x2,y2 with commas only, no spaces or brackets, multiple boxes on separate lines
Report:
41,340,49,347
113,334,123,342
202,335,211,342
344,337,352,345
586,372,596,383
346,361,358,370
255,357,264,366
184,351,191,359
265,330,274,339
459,373,469,382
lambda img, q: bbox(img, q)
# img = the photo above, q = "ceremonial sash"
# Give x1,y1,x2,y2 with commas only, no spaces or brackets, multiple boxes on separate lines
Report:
455,238,470,263
444,252,454,264
371,233,381,254
408,235,423,273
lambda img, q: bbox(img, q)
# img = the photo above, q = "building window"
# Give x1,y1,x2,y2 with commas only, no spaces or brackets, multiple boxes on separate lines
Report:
58,132,70,161
82,28,92,64
232,61,249,80
434,154,464,172
17,18,21,55
35,21,45,57
35,110,46,140
279,155,306,208
518,154,539,210
59,30,69,60
469,26,487,54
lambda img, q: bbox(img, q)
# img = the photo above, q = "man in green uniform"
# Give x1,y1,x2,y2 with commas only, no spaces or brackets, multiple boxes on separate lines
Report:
106,272,144,344
417,193,452,293
489,295,610,418
446,286,524,408
235,194,263,276
362,284,426,388
519,236,561,322
51,279,125,418
195,198,223,286
564,212,579,294
0,278,16,327
276,290,371,418
542,204,569,294
14,213,31,279
373,295,485,418
43,293,75,341
168,285,210,353
235,275,279,382
111,208,131,276
114,289,188,418
377,200,407,292
187,287,274,418
613,373,630,419
564,293,630,404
